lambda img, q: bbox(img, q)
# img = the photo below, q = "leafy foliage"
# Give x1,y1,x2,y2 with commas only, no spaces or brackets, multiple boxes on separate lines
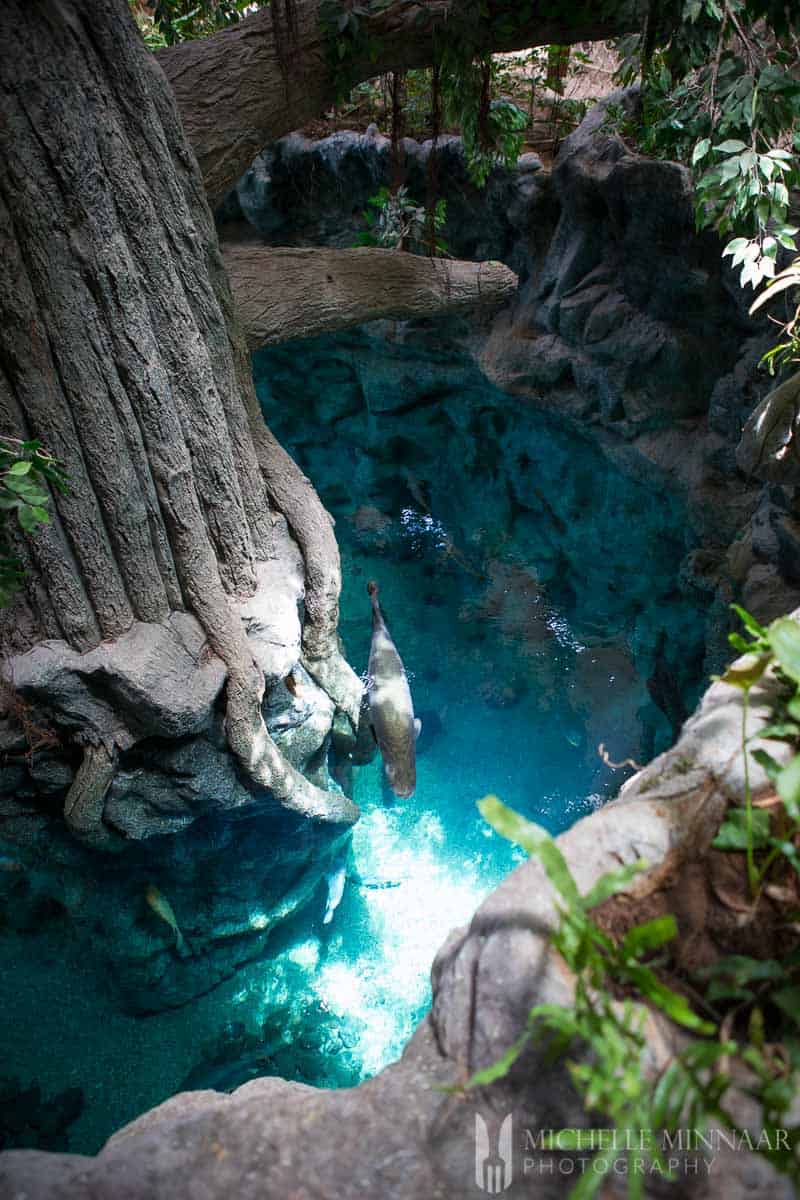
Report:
712,606,800,895
613,1,800,305
749,256,800,374
129,0,259,48
462,794,800,1194
436,51,527,188
0,438,67,609
355,186,448,255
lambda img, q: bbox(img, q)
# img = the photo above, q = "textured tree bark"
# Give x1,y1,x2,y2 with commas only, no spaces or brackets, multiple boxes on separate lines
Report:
159,0,647,208
0,0,358,830
224,245,519,350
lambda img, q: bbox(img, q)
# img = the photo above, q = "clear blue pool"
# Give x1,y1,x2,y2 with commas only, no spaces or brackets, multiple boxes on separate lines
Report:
0,330,706,1154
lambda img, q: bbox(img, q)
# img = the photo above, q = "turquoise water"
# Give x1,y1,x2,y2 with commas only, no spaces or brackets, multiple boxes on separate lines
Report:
243,326,707,1090
0,333,705,1155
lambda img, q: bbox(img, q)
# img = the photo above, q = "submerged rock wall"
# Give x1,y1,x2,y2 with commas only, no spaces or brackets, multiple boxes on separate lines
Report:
254,324,707,762
219,91,800,676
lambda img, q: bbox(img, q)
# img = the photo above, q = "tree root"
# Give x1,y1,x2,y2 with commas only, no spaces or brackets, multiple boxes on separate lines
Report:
63,743,121,850
244,403,365,738
224,664,358,823
302,649,363,735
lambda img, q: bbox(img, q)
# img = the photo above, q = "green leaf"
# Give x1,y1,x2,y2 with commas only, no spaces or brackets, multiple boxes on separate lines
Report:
750,270,800,313
692,137,711,165
720,156,742,182
625,964,715,1033
620,915,678,959
17,505,41,533
462,1031,529,1089
6,460,31,476
758,722,800,740
776,754,800,820
712,807,770,851
2,475,48,503
698,954,785,986
772,986,800,1025
751,748,783,782
717,654,770,689
731,604,768,639
478,796,581,908
722,237,749,259
769,618,800,684
776,229,799,251
714,139,748,153
582,859,649,910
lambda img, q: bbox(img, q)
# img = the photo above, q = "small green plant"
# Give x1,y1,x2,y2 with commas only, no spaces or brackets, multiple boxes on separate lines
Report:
355,186,448,255
712,605,800,895
130,0,259,48
701,142,797,290
612,0,800,327
0,437,68,608
460,794,800,1194
748,256,800,374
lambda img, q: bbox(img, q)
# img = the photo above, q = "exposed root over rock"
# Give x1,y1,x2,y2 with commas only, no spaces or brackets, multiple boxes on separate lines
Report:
63,744,119,850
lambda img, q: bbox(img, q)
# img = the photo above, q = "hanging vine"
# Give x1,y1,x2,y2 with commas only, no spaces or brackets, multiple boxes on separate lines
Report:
270,0,299,104
320,0,528,189
389,69,407,193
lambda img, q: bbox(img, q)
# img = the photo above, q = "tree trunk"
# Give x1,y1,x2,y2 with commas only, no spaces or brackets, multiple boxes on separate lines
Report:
158,0,647,208
225,245,519,350
0,0,359,833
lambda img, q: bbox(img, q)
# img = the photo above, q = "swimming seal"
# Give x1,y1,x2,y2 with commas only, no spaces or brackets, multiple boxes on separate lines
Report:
366,581,421,799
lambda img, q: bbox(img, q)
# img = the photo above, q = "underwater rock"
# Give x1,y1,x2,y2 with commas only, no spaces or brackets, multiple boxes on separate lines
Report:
0,1076,83,1153
476,675,528,709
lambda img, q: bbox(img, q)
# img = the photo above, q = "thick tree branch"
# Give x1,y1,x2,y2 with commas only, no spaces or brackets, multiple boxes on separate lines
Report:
223,245,519,350
158,0,646,208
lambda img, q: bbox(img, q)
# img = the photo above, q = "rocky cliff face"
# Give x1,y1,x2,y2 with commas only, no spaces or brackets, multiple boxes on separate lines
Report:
221,90,800,674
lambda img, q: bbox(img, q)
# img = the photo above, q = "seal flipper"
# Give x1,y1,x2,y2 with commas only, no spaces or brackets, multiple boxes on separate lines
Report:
414,718,422,739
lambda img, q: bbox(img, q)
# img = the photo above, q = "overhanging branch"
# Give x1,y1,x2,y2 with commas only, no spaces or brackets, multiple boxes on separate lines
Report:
158,0,647,207
223,244,518,349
